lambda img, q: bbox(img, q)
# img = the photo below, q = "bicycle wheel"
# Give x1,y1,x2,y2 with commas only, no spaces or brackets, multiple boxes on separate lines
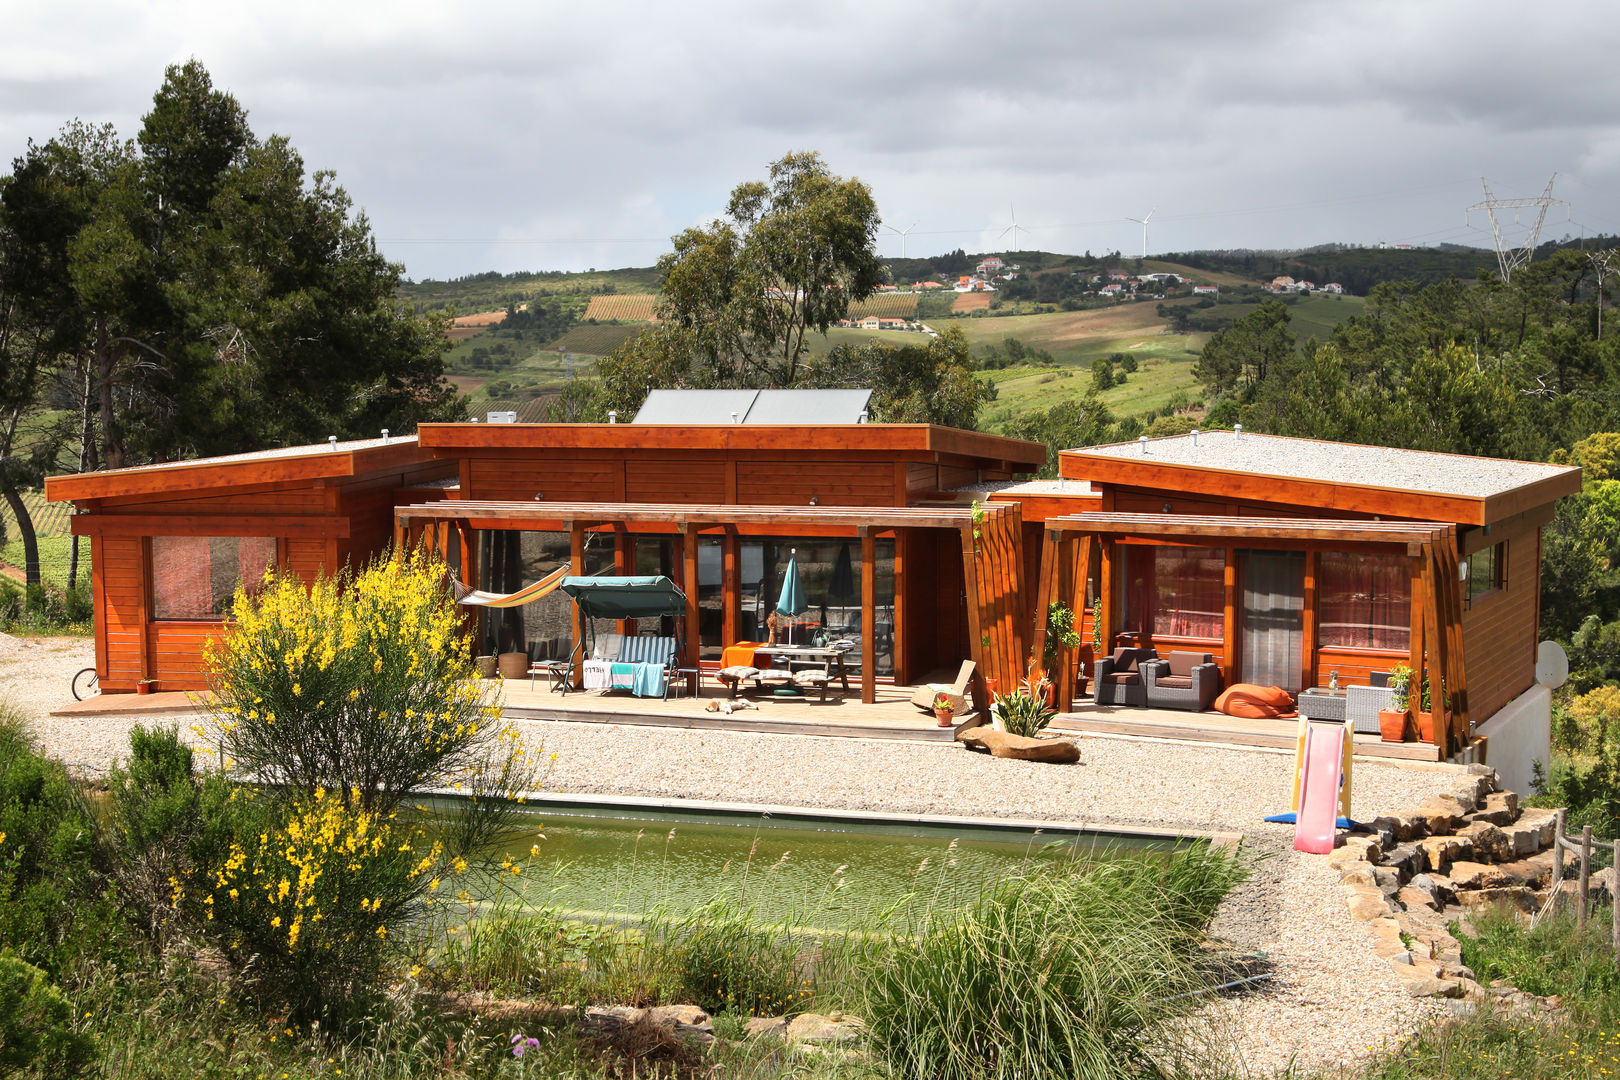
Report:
71,667,98,701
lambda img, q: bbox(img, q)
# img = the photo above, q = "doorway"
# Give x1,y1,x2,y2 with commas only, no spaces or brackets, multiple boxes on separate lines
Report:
1238,550,1305,692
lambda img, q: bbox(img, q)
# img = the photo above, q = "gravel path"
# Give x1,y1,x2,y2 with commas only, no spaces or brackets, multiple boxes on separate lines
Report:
8,634,1461,1076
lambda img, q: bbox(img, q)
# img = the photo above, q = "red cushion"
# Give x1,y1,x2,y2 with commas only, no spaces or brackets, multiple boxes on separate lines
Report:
1213,684,1297,719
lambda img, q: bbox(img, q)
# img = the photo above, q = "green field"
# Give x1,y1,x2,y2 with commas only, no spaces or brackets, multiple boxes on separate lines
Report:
552,323,641,356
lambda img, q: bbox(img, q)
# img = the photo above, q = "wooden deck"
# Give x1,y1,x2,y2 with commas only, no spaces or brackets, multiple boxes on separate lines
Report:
1053,701,1444,762
50,680,1443,761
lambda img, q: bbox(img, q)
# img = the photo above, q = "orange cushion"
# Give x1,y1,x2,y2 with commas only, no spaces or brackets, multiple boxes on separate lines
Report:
1213,683,1298,719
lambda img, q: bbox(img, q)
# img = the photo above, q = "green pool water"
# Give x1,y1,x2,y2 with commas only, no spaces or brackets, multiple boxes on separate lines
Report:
465,801,1180,927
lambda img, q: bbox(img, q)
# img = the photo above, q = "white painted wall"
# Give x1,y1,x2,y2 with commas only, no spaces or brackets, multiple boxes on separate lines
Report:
1474,683,1552,796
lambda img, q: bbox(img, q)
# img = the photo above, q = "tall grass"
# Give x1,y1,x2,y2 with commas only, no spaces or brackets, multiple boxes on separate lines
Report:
859,844,1249,1080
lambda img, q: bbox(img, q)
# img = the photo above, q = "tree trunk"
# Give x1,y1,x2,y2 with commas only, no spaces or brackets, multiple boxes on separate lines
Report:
96,316,124,470
2,484,40,587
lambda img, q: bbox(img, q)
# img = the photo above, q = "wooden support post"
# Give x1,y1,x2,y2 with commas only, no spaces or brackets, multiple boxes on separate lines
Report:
1031,529,1059,684
860,526,876,705
1553,809,1566,909
721,527,739,652
1097,539,1115,655
891,530,907,686
683,524,700,695
570,524,585,687
1053,532,1076,711
1302,550,1319,690
1579,825,1593,930
959,524,986,710
1071,535,1094,709
613,526,630,636
1409,552,1425,717
1222,546,1238,686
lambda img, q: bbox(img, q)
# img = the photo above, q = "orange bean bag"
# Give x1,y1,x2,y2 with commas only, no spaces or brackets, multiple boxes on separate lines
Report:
1213,683,1298,719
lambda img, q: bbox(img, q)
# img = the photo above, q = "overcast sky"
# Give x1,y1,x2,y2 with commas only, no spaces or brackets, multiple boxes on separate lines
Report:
4,0,1617,280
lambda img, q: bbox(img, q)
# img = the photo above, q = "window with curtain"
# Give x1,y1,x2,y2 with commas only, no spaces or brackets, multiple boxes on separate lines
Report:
151,536,277,620
1121,545,1224,640
1317,552,1411,651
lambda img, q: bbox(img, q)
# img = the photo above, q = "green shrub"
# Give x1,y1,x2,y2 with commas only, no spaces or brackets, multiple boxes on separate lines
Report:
0,579,21,625
0,709,118,976
0,953,96,1077
993,689,1056,738
1458,901,1620,1008
63,581,92,624
664,899,809,1016
860,845,1248,1080
435,907,653,1004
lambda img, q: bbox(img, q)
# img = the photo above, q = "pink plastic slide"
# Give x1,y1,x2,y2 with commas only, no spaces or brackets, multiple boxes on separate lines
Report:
1293,722,1346,855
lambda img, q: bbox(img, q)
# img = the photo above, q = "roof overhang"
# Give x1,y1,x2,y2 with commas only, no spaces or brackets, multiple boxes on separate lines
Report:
396,500,1001,532
1043,511,1454,555
1058,445,1581,527
46,438,440,503
416,422,1046,472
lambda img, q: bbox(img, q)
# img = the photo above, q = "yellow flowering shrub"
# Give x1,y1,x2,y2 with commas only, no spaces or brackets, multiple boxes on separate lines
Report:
204,554,540,825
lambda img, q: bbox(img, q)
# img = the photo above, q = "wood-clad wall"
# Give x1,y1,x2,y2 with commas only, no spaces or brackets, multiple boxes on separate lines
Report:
1460,534,1540,726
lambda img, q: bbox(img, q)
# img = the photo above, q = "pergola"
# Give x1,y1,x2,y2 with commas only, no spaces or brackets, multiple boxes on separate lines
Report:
1031,512,1471,753
395,500,1030,705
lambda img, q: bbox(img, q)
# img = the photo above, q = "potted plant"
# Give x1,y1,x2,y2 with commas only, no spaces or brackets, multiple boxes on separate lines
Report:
1414,675,1436,743
932,691,956,727
1379,665,1411,742
1043,602,1083,703
994,688,1058,738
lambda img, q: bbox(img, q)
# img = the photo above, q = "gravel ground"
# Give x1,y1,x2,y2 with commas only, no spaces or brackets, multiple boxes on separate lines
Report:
8,633,1462,1076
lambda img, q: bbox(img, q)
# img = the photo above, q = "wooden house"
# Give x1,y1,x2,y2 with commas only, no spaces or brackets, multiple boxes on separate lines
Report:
1003,431,1581,772
43,437,457,693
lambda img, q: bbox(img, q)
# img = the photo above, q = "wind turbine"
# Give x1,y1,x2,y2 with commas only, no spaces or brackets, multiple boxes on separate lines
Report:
883,221,918,258
1126,207,1156,259
998,205,1028,253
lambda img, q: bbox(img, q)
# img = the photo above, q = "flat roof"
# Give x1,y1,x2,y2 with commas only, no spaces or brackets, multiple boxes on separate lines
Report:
633,388,873,425
1060,431,1581,526
46,436,437,502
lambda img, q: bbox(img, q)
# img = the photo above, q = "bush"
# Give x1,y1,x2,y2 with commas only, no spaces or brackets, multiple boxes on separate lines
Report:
205,554,541,847
860,846,1248,1080
665,899,809,1017
993,689,1056,738
0,708,119,976
0,953,96,1077
0,579,21,625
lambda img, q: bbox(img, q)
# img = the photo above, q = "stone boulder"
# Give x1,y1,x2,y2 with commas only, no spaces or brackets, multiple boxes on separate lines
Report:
959,727,1080,763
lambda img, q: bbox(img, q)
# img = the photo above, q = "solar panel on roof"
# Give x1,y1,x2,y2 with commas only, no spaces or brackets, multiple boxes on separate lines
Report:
632,388,873,425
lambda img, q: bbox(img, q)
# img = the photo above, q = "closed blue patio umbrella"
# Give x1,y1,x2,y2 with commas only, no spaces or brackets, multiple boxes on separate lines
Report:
776,548,806,645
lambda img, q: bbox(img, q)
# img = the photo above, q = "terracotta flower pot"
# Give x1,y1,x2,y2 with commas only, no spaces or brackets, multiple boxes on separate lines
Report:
934,710,954,727
135,680,153,695
1415,711,1435,743
1377,708,1411,742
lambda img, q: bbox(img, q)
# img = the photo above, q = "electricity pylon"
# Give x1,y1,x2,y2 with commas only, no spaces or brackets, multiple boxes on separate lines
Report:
1466,175,1568,282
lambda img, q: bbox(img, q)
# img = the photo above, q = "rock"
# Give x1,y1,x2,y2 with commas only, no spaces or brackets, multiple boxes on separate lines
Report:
1346,887,1390,920
1383,843,1428,879
1340,864,1377,888
1398,885,1441,911
745,1017,789,1039
1329,840,1379,868
1458,821,1513,862
1371,815,1413,844
1516,807,1559,848
785,1013,864,1045
1403,976,1452,998
1414,795,1471,834
649,1005,712,1029
1419,836,1463,873
1446,860,1503,890
1475,791,1519,825
958,727,1080,763
1372,865,1405,893
1493,850,1555,889
1456,886,1537,913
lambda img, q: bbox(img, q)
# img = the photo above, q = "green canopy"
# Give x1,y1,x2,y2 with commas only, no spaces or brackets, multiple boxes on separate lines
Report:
558,576,688,620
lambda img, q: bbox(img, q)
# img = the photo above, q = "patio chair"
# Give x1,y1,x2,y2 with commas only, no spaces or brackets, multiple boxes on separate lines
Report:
1142,651,1221,711
911,660,975,715
1092,647,1158,707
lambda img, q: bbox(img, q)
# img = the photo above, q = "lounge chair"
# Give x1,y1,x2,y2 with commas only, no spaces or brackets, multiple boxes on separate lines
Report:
1142,651,1221,711
911,660,976,715
1092,647,1158,707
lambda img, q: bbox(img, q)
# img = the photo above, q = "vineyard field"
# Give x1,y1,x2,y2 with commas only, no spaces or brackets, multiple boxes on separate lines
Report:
584,295,659,321
553,324,641,355
846,293,919,318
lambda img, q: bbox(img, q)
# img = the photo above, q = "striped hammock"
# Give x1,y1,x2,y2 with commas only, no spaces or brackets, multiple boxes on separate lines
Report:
452,564,569,608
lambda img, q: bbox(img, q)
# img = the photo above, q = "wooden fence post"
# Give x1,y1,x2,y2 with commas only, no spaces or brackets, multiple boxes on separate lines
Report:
1553,809,1566,914
1579,825,1593,930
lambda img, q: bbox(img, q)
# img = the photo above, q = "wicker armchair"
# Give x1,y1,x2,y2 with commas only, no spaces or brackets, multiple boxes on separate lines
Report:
1142,651,1221,712
1092,647,1158,707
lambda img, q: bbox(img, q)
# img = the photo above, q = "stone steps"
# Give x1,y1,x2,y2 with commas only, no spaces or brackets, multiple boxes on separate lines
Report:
1330,767,1580,1002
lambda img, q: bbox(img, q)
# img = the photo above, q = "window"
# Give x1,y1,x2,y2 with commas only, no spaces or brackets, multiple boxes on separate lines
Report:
1465,542,1506,605
1121,545,1224,640
740,537,896,675
151,536,277,620
1317,552,1410,651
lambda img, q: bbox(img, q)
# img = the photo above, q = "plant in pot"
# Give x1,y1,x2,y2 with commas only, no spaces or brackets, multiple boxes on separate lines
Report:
1379,665,1412,742
1414,675,1437,743
932,691,956,727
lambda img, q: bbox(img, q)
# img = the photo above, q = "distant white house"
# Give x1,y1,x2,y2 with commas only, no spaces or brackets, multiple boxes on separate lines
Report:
1142,272,1181,284
976,256,1006,277
1320,282,1346,295
1193,284,1219,296
1100,283,1125,296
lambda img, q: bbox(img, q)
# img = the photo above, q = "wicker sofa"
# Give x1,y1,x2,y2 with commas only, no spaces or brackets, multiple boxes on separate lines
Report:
1142,651,1222,712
